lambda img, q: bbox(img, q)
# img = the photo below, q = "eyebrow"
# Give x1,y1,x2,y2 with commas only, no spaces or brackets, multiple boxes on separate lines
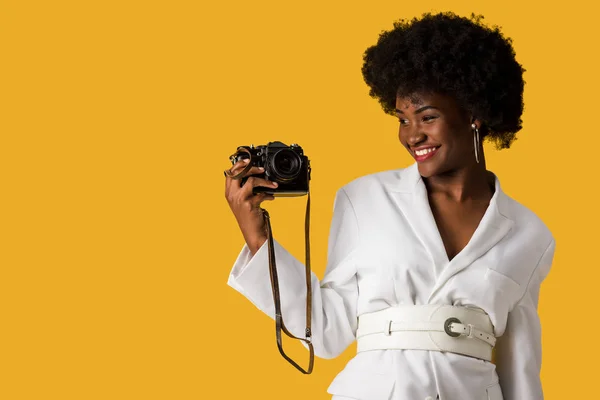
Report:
395,105,440,114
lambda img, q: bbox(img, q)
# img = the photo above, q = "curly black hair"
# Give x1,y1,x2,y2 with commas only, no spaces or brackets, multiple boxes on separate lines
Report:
361,12,525,149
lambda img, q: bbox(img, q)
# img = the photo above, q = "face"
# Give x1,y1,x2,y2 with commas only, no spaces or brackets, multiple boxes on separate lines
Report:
395,91,479,178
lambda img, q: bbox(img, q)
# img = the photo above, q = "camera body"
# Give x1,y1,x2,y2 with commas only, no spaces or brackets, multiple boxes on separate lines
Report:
230,141,311,197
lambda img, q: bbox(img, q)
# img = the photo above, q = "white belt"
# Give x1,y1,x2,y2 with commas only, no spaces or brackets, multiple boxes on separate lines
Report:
356,305,496,362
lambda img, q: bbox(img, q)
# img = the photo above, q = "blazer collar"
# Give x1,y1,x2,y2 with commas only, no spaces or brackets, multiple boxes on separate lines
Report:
384,162,514,303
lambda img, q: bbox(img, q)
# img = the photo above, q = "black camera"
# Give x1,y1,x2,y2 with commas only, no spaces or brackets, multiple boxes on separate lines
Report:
229,141,311,197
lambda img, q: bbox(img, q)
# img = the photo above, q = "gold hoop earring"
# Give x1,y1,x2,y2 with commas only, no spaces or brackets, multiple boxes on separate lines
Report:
471,123,480,164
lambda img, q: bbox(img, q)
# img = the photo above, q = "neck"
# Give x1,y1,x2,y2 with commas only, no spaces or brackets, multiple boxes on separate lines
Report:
422,157,494,202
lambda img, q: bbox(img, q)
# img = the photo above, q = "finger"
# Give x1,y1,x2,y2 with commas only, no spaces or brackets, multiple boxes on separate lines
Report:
232,166,268,180
227,168,269,198
240,165,266,177
250,192,276,207
240,176,278,198
225,159,252,193
227,159,250,176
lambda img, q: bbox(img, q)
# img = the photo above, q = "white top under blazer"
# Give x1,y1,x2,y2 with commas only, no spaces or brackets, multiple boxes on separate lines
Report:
227,161,556,400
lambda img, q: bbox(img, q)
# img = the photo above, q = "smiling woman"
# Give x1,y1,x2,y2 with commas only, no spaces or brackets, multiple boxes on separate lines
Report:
362,12,525,152
225,11,555,400
394,92,482,178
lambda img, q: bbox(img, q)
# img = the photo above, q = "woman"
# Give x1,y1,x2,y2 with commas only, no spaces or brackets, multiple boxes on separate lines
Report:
224,12,555,400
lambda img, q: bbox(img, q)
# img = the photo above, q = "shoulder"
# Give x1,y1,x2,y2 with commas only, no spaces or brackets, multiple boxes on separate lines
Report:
502,193,554,242
499,192,555,280
500,193,557,287
338,167,407,199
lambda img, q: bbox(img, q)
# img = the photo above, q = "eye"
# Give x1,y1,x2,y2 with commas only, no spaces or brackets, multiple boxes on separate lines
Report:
398,118,409,125
422,115,438,122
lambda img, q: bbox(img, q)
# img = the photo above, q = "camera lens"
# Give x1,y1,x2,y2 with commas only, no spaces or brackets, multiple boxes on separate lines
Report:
270,149,302,181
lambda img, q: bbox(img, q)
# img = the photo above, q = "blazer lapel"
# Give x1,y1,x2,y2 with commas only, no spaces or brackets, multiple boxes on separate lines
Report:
426,172,514,302
387,162,450,276
384,162,515,303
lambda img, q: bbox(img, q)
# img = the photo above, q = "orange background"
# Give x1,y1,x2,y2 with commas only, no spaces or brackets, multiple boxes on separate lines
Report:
1,0,598,399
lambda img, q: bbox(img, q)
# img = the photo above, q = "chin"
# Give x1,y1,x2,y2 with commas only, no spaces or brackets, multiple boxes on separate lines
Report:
416,161,441,178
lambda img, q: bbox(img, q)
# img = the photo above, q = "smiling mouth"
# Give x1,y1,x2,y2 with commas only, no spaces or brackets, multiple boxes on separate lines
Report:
414,146,439,156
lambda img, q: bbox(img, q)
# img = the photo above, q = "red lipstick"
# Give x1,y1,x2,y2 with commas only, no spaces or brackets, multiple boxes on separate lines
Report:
413,146,440,162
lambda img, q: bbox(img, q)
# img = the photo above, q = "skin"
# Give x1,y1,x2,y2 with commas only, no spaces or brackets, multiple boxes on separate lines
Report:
224,159,277,256
396,91,497,260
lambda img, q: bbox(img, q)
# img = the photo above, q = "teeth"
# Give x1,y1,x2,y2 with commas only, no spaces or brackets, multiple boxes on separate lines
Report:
415,147,438,156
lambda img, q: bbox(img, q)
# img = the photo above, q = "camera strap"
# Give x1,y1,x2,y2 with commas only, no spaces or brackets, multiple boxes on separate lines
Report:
261,188,314,374
225,146,314,373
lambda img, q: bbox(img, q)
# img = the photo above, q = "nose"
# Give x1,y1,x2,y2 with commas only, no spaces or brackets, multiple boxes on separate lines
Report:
405,129,427,147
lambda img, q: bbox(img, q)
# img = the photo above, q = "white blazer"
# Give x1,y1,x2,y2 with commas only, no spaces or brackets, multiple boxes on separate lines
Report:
227,161,556,400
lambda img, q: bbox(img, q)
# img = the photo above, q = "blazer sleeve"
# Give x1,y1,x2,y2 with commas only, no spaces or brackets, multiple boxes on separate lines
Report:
495,237,556,400
226,187,360,359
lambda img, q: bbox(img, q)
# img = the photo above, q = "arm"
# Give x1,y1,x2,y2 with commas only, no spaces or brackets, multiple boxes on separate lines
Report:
227,187,360,359
495,238,556,400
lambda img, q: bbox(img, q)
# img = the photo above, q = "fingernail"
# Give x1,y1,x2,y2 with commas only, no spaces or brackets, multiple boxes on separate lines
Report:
243,159,250,163
272,182,278,187
258,166,264,170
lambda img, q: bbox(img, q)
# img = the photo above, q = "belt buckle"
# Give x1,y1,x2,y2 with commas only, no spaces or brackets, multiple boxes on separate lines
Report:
444,317,462,337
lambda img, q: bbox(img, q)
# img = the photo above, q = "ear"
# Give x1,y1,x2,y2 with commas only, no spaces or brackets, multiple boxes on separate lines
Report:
470,116,483,130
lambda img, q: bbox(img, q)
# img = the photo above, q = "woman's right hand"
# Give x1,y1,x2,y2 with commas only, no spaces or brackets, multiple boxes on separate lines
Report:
224,159,279,255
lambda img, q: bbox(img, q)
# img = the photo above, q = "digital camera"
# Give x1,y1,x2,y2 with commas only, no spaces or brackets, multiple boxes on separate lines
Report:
229,141,311,197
